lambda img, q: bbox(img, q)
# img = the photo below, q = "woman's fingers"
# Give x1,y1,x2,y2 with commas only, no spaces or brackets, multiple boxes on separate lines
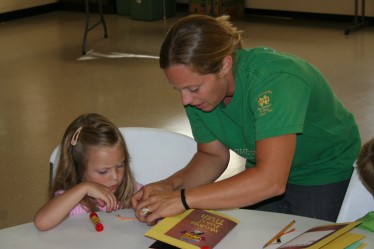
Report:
131,189,144,209
135,190,185,225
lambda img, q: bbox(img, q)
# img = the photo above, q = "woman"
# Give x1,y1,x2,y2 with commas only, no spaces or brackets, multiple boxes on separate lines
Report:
131,15,361,224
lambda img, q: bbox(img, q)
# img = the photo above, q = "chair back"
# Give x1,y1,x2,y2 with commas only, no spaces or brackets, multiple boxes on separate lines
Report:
49,127,197,186
336,162,374,222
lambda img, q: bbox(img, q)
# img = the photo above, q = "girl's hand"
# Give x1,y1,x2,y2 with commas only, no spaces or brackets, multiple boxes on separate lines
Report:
84,182,118,212
34,182,118,231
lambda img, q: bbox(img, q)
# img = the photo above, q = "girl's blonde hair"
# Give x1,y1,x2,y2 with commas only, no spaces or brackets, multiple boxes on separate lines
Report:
49,113,136,210
357,138,374,193
159,14,243,74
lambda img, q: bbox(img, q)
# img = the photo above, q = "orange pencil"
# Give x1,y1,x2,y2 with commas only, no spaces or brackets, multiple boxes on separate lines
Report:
263,220,296,248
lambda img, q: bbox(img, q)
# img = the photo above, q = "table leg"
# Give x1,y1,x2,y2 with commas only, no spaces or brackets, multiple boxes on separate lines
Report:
345,0,372,35
82,0,109,55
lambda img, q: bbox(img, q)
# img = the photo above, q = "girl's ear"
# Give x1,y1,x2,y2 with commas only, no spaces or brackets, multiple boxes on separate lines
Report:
220,55,233,76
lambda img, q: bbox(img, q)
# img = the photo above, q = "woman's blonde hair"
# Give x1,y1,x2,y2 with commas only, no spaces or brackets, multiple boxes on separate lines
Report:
159,14,243,74
50,113,136,210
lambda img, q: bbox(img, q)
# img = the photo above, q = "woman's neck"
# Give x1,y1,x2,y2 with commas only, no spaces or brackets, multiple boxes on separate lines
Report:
224,71,235,106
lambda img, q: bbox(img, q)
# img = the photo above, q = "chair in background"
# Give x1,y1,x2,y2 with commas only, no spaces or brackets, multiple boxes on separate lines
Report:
336,162,374,222
49,127,197,186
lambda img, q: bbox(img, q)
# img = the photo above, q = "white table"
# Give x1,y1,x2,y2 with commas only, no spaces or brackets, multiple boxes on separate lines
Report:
1,209,373,248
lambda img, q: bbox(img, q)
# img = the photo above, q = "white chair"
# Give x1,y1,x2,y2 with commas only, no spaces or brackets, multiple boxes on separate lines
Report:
336,162,374,222
49,127,197,186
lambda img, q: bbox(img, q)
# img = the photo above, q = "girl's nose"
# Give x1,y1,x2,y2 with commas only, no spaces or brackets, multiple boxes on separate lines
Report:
111,169,118,180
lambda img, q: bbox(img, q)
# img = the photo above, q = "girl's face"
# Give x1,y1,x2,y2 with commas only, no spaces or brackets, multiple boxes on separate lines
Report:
84,144,125,193
164,61,234,112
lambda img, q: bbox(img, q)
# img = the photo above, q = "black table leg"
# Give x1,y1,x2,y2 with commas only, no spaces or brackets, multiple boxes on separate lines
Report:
345,0,372,35
82,0,108,55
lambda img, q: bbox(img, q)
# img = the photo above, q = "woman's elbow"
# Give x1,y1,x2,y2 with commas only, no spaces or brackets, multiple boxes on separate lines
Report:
269,180,287,197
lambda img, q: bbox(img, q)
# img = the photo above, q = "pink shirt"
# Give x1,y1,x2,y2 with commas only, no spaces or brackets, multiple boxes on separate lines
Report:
55,182,143,216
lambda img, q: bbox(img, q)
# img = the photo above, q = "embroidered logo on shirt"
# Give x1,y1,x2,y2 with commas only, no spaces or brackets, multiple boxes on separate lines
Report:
233,148,255,160
257,90,273,116
258,95,270,107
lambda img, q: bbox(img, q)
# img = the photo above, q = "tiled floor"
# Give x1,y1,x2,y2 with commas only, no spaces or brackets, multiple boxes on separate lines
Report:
0,10,373,229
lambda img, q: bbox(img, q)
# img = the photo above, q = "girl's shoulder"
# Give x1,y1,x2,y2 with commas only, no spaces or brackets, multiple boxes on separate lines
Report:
135,181,143,191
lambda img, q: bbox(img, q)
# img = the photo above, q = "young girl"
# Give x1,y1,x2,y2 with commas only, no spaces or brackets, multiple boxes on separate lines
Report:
34,113,140,231
357,138,374,193
356,138,374,232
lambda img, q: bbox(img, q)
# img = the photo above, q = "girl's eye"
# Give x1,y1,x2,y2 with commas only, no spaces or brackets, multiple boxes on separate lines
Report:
98,170,108,175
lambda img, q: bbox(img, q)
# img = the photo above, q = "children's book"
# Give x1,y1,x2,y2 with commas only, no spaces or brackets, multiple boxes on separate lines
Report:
319,232,366,249
145,209,239,249
277,221,364,249
344,241,367,249
149,240,179,249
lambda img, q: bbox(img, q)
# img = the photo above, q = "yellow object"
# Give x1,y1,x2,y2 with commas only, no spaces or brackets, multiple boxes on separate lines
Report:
278,221,364,249
145,209,239,249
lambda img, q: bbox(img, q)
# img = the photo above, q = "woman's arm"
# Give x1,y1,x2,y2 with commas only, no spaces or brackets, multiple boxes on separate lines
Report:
186,134,296,209
167,139,231,189
131,139,230,217
34,182,117,231
135,134,296,225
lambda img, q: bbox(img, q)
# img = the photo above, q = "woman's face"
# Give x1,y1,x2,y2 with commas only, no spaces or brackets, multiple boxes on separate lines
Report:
164,62,233,112
84,144,125,193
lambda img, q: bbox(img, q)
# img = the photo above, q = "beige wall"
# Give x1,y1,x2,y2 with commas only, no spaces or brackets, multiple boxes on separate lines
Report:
3,0,374,17
246,0,374,17
0,0,58,13
177,0,374,17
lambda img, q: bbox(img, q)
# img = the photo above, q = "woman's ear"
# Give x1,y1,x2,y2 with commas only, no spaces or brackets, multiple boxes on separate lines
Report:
221,55,233,75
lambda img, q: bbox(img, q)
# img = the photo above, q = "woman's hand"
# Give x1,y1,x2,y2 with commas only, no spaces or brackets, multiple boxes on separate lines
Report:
134,189,186,226
131,179,175,211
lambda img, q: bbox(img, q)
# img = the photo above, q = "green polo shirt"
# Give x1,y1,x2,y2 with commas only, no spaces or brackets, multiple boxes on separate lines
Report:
186,47,360,186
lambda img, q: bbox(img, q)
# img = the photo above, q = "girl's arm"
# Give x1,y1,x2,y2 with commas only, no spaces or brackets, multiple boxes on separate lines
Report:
34,182,117,231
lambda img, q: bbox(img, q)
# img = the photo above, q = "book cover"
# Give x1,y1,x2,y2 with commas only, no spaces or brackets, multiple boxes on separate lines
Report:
277,221,364,249
344,241,367,249
145,209,239,249
319,232,365,249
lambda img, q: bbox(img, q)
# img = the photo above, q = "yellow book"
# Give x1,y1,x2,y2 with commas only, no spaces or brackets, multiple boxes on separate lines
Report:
145,209,239,249
348,242,367,249
338,241,367,249
277,221,363,249
320,232,365,249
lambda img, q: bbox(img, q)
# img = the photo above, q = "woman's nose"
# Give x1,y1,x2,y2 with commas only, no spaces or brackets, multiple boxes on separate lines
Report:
181,91,192,106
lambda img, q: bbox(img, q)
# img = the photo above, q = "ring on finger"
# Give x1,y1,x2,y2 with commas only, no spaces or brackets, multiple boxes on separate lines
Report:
141,207,150,216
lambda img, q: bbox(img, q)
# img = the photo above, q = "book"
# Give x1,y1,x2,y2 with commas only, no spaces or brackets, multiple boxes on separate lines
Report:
319,233,365,249
277,221,365,249
145,209,239,249
149,240,179,249
344,241,367,249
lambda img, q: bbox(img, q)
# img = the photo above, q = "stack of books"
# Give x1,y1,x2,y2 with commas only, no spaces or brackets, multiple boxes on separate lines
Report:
277,221,366,249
